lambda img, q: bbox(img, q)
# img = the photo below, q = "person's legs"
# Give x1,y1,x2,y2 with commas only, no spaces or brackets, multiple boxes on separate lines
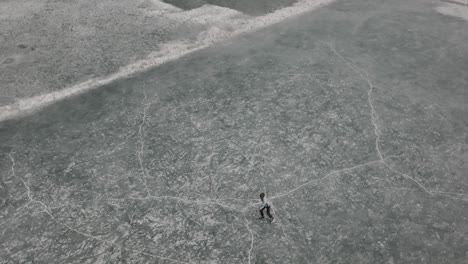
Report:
266,206,273,219
259,207,265,218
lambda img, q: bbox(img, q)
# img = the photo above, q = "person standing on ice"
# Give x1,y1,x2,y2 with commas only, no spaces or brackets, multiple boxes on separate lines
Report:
257,192,274,223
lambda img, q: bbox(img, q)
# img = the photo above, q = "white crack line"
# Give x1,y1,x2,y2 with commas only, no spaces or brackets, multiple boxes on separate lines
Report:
6,152,189,264
0,200,32,227
0,153,36,227
243,211,254,264
318,40,383,160
319,40,468,202
385,165,468,202
430,190,468,197
8,152,33,201
137,83,155,197
105,195,244,213
271,159,383,200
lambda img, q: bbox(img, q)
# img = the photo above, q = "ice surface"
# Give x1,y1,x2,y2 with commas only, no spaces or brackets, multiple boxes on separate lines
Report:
1,0,468,263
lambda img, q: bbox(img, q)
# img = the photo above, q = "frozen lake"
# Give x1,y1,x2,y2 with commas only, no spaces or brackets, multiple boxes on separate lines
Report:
1,0,468,263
